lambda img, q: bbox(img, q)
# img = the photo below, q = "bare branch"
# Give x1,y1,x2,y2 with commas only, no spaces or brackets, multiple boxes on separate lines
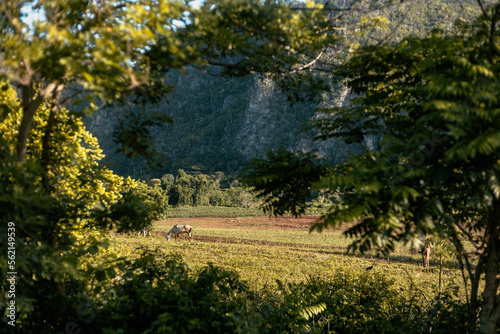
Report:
454,222,483,251
289,48,324,74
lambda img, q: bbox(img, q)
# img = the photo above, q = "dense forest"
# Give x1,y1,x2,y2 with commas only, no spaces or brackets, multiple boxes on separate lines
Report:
85,0,483,180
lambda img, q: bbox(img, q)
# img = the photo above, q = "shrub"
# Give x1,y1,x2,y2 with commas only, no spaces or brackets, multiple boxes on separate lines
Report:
89,254,266,334
40,254,469,334
109,181,169,234
258,267,469,334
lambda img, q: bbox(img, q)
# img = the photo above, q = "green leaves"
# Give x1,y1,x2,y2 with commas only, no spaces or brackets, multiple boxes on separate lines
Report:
108,180,169,234
0,83,127,331
240,147,333,217
92,255,263,334
300,6,500,330
283,4,500,273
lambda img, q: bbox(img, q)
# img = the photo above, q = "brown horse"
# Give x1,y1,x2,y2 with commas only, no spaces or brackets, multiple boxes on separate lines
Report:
137,227,150,237
166,224,193,241
419,240,434,268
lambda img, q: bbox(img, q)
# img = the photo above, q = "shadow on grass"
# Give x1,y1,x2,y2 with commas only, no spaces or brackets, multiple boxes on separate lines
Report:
151,231,459,269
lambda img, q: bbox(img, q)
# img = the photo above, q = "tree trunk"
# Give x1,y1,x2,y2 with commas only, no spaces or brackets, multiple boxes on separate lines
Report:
469,253,484,334
479,205,500,334
16,82,61,161
17,85,36,161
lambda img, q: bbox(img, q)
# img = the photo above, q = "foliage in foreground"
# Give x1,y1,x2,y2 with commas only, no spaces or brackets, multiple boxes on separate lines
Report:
0,85,167,330
241,3,500,332
47,253,468,334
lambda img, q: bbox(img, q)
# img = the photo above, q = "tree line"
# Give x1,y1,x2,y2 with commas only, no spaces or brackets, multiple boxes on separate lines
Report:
150,169,256,208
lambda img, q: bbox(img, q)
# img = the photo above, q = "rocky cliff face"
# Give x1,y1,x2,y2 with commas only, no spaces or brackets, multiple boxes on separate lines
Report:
85,68,345,178
81,0,479,179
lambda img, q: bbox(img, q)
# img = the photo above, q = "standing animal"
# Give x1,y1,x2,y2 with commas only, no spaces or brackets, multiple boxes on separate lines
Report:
418,240,434,268
137,227,150,237
166,224,193,241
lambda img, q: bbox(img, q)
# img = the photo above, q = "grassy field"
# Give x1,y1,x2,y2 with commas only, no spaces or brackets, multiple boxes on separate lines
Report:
167,205,330,218
109,214,466,299
167,206,266,218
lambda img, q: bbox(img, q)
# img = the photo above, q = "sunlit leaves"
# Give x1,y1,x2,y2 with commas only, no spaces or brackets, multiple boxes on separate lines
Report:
0,83,129,329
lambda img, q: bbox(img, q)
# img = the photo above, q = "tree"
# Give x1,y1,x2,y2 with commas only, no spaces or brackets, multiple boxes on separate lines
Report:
242,2,500,333
109,180,169,235
0,0,337,164
240,147,333,216
0,83,126,331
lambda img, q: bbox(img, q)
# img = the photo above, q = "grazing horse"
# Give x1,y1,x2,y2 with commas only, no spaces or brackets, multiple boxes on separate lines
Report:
166,224,193,241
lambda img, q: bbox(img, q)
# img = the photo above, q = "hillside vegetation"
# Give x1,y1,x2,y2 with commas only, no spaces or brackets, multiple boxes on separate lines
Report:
85,0,482,180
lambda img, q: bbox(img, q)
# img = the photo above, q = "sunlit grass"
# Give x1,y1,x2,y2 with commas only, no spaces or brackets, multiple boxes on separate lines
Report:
168,206,265,218
193,227,351,247
109,218,466,298
167,205,329,218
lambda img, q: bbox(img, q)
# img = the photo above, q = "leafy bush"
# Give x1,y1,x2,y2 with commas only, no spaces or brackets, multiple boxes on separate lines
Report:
257,267,469,334
258,281,327,334
89,253,266,334
0,85,126,333
109,180,169,234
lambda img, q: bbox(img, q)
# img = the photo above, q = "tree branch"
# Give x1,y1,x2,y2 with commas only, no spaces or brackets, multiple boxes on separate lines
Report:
289,48,324,74
17,82,64,161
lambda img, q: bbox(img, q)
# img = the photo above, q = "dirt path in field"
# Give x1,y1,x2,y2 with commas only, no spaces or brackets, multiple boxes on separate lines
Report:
156,216,349,231
155,216,356,256
153,216,429,266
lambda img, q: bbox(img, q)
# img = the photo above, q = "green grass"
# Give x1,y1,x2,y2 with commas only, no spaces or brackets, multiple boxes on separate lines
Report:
168,206,332,218
189,227,351,247
154,223,456,267
168,206,265,218
112,234,463,295
109,217,465,299
168,205,329,218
